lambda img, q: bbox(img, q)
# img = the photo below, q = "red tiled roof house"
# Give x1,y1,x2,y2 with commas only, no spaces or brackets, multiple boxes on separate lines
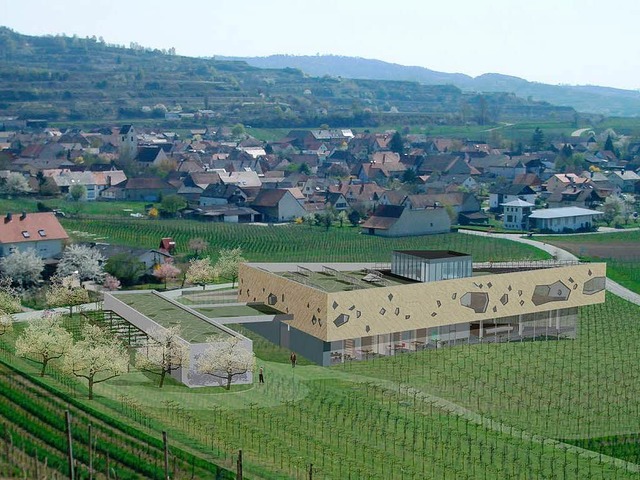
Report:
0,212,69,258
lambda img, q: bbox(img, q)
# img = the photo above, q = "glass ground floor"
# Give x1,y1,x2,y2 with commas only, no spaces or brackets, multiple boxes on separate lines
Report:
243,307,578,366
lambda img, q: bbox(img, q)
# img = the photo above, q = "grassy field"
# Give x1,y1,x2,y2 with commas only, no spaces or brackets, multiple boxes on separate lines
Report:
0,198,150,217
60,218,550,263
538,231,640,293
2,292,639,478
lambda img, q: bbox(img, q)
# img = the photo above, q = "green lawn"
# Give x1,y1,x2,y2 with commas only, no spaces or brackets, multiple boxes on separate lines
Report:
112,291,233,342
59,218,550,263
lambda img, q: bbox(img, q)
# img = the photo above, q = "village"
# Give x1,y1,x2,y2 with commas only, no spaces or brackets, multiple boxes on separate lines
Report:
0,122,637,242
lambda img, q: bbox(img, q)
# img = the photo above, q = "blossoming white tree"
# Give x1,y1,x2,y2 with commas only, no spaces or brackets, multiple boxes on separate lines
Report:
215,248,245,288
46,275,90,315
15,311,73,376
0,276,22,314
0,172,32,195
57,244,105,282
185,257,218,289
0,313,12,336
0,249,44,288
135,326,190,388
195,337,255,390
188,237,208,258
63,323,128,400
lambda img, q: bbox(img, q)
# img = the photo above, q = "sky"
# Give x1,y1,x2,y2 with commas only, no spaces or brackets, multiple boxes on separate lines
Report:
2,0,640,91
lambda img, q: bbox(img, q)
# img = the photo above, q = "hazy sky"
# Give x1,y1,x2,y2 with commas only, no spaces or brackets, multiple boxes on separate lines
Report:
2,0,640,90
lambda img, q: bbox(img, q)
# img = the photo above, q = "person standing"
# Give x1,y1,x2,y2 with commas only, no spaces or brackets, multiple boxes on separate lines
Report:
290,352,297,368
258,366,264,384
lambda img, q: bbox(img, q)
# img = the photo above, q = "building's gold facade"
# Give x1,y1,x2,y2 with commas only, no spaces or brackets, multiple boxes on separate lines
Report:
239,263,606,342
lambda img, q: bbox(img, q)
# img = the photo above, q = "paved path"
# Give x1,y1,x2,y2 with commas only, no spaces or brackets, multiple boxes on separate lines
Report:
459,229,578,261
458,229,640,306
571,127,591,137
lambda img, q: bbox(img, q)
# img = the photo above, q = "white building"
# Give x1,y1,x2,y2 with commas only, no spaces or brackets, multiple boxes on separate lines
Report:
0,212,68,258
501,199,535,231
528,207,603,233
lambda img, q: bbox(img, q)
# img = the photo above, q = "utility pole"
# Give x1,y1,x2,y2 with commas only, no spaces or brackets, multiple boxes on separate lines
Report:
162,431,170,480
237,449,243,480
65,410,75,480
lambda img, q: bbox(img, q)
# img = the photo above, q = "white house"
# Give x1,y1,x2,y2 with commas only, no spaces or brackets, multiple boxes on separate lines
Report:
528,207,603,233
501,199,535,231
0,212,69,258
361,205,451,237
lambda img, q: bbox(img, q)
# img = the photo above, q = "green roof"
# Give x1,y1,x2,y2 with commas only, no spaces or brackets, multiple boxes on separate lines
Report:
113,291,234,343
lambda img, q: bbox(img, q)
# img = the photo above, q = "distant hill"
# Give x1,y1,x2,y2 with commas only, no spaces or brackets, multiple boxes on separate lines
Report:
0,28,575,126
220,55,640,117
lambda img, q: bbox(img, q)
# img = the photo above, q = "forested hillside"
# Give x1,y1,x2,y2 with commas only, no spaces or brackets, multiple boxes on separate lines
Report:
0,28,575,126
228,54,640,117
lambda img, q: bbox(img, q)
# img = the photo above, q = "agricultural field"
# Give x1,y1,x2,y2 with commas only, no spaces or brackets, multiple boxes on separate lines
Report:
0,348,235,479
60,218,550,263
1,293,639,479
0,198,149,217
539,230,640,293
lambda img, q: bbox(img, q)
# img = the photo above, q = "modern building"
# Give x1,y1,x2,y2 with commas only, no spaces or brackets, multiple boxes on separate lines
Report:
237,251,606,366
103,291,255,388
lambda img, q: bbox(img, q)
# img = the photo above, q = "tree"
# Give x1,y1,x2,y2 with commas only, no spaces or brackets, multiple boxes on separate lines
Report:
57,244,105,282
401,168,418,184
531,127,545,151
135,326,189,388
231,123,246,139
70,183,87,201
46,276,90,315
348,209,361,227
0,277,22,314
319,212,334,231
602,196,623,226
160,194,186,216
0,313,11,336
102,274,121,291
195,337,255,390
63,324,128,399
0,172,31,196
215,248,245,288
188,238,208,258
337,210,349,227
604,134,615,152
39,177,60,196
153,262,180,289
15,311,73,376
303,213,317,228
0,249,44,288
105,253,147,286
186,257,217,289
389,131,404,154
